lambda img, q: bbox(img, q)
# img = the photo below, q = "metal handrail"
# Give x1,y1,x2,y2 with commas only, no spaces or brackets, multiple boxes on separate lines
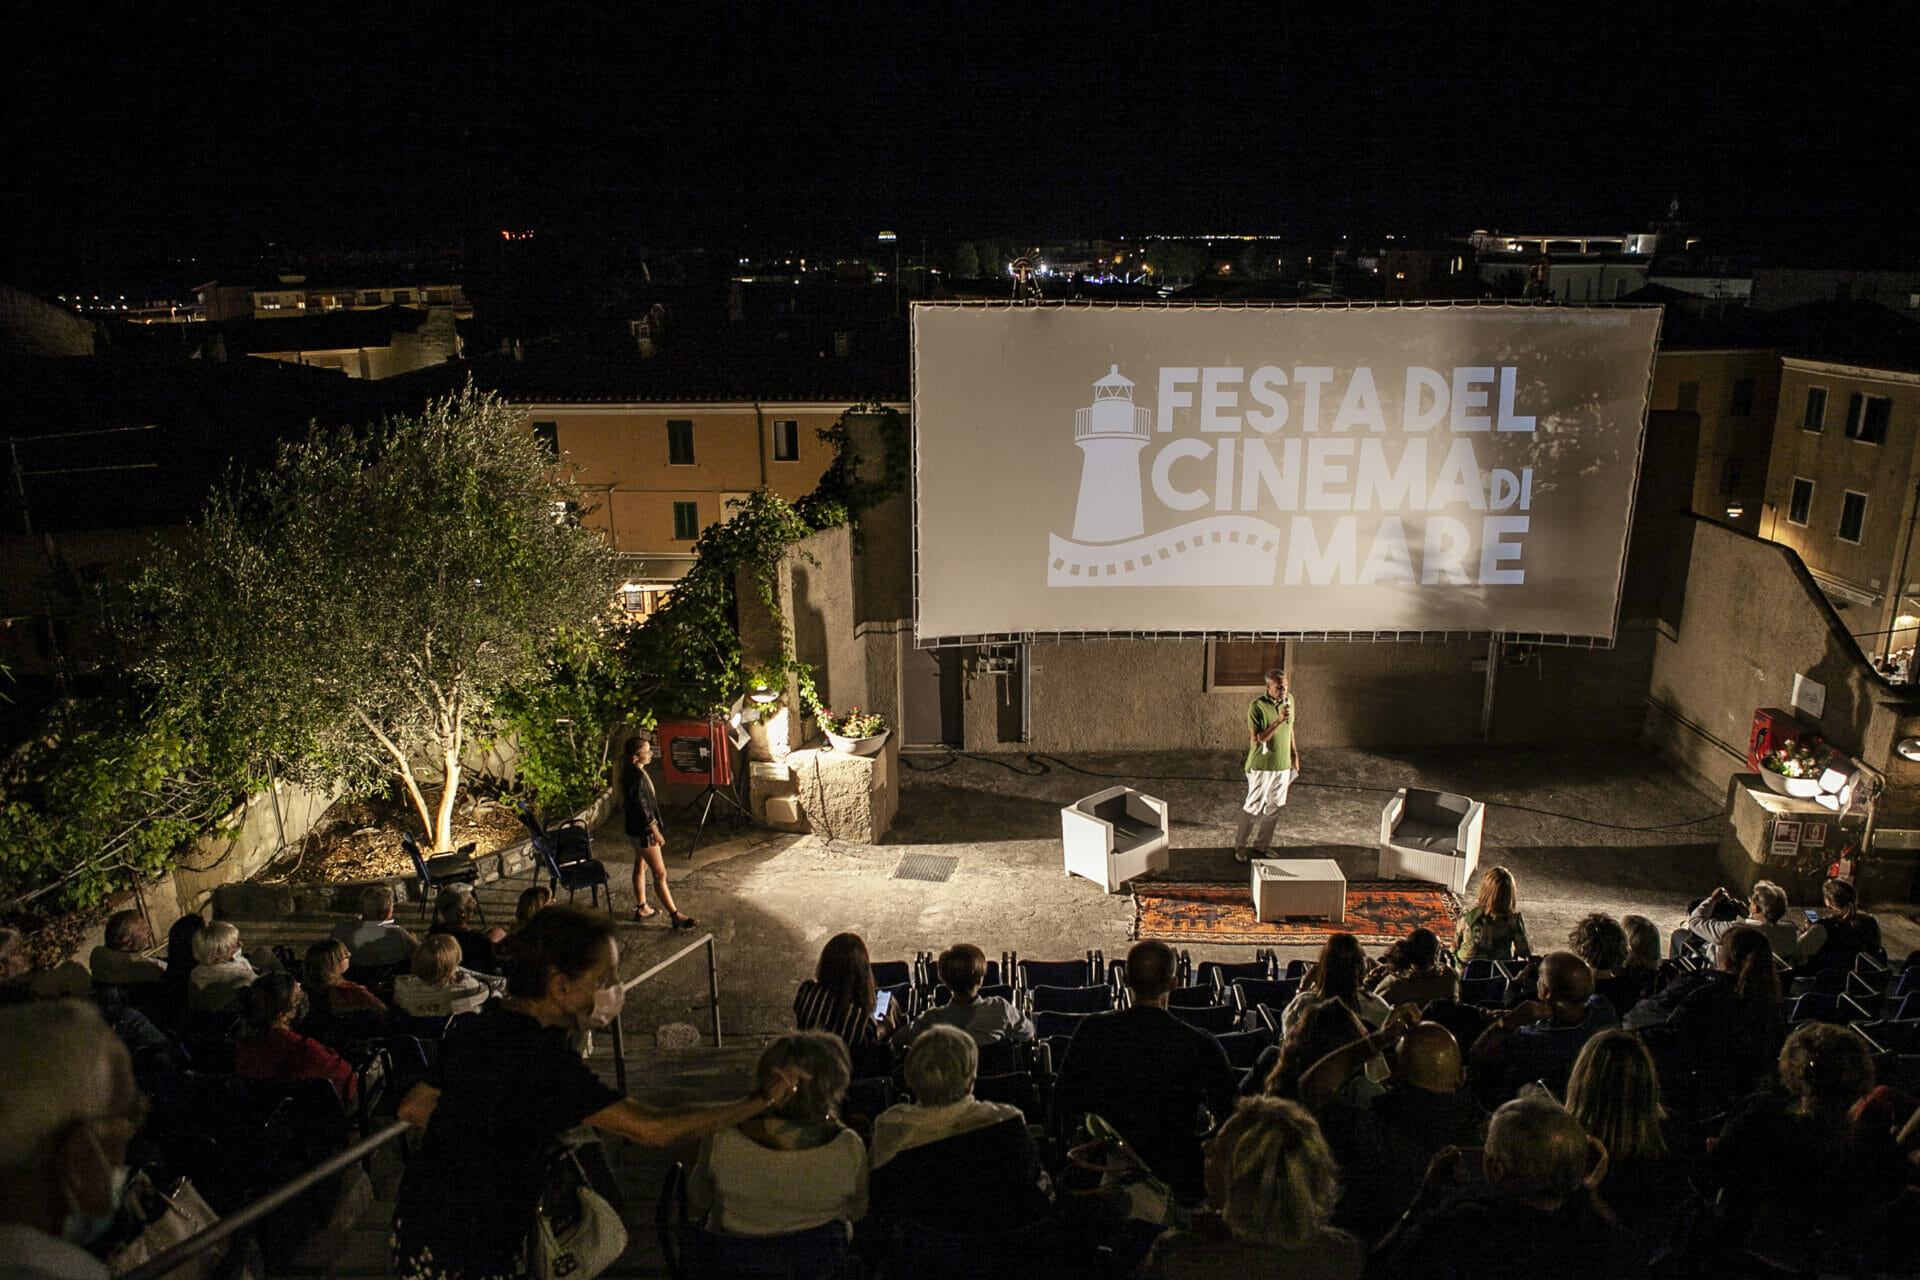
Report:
610,931,723,1093
120,1120,412,1280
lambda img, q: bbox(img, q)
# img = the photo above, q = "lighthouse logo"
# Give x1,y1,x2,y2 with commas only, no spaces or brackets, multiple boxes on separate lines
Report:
1047,365,1282,587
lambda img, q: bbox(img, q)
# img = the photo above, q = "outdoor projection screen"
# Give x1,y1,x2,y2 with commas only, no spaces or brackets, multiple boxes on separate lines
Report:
912,303,1660,643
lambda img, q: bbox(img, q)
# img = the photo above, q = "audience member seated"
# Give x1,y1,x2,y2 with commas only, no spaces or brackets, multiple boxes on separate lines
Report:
689,1031,868,1238
393,934,500,1018
867,1026,1049,1231
1567,912,1653,1014
1623,924,1784,1100
794,932,894,1059
1451,865,1529,964
1054,940,1237,1203
1803,877,1883,971
1141,1096,1364,1280
159,912,205,1014
235,971,359,1103
1258,1000,1382,1106
1372,1093,1646,1280
1699,1022,1911,1271
303,939,387,1016
1297,1013,1488,1241
330,883,418,969
514,884,552,929
0,1000,144,1276
1564,1029,1685,1250
1672,879,1820,964
88,909,167,990
1619,914,1662,983
898,943,1034,1048
1469,951,1616,1098
1281,933,1389,1035
1366,928,1458,1008
427,884,505,975
188,920,258,1013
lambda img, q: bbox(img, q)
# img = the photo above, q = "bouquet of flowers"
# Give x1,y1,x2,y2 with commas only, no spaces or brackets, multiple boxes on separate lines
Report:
1762,739,1827,778
818,706,887,739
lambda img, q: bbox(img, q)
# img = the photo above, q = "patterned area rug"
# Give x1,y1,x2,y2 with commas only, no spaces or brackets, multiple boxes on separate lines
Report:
1133,879,1460,946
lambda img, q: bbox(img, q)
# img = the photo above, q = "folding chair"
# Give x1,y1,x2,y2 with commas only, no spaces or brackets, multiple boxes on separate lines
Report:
1169,1003,1241,1035
401,833,484,922
1229,977,1300,1012
1016,954,1100,991
511,799,612,909
1214,1029,1273,1071
1027,984,1114,1015
1199,956,1276,993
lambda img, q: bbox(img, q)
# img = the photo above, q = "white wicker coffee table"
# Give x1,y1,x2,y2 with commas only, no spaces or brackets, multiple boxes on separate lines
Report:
1252,858,1348,923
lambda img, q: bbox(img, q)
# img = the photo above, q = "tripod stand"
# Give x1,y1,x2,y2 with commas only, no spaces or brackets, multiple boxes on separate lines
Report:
679,714,756,857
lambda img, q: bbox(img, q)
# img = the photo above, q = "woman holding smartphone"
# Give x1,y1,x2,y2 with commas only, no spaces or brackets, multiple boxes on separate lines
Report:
794,933,895,1066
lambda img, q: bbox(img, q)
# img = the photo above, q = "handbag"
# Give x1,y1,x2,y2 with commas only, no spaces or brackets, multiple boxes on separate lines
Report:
108,1168,225,1280
529,1139,628,1280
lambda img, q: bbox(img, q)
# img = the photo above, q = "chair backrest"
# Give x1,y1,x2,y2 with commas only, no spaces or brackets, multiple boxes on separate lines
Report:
1199,958,1274,991
401,834,430,882
1032,1009,1091,1041
508,798,545,839
1169,1003,1241,1035
1028,983,1113,1015
1167,984,1219,1007
1230,977,1300,1010
871,960,914,989
1404,788,1470,825
1214,1029,1273,1070
548,821,593,866
1017,957,1093,989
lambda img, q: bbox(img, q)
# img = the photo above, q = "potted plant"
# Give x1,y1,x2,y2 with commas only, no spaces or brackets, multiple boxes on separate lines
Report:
1760,739,1827,798
817,706,889,756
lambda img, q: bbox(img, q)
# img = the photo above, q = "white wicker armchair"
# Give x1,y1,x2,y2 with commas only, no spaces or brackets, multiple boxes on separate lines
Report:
1061,786,1170,893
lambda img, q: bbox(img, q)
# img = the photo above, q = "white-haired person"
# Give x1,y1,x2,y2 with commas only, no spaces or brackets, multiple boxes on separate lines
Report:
0,1001,145,1277
1142,1095,1363,1280
867,1026,1049,1232
187,919,258,1012
392,933,500,1019
1372,1093,1643,1280
329,882,418,969
688,1031,868,1243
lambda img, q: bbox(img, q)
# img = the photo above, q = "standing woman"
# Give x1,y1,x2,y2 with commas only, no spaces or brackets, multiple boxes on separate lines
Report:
392,906,801,1280
623,734,696,928
1453,866,1530,964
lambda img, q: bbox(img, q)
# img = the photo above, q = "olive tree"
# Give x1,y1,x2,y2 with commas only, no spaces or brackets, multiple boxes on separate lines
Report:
142,386,618,851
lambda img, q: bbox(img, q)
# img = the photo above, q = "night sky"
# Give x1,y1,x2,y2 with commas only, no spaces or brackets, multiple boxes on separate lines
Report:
4,3,1911,282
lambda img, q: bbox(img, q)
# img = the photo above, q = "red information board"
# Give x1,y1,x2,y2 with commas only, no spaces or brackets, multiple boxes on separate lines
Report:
656,719,733,785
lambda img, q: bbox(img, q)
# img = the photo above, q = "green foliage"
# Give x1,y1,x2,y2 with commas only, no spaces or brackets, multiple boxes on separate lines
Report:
0,696,237,915
139,385,619,849
492,626,644,815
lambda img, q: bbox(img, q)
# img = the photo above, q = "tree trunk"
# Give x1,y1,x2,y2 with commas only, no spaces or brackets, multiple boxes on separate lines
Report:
434,750,462,851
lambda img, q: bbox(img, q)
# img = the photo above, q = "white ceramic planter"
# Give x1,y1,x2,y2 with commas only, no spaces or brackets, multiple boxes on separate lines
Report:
1759,768,1821,799
825,729,890,756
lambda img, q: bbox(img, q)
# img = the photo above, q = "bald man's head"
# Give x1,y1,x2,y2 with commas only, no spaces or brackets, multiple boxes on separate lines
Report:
1538,951,1594,1016
1395,1021,1465,1092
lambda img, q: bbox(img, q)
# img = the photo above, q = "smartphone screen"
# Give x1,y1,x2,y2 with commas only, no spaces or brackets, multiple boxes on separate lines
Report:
873,990,892,1018
1804,909,1820,923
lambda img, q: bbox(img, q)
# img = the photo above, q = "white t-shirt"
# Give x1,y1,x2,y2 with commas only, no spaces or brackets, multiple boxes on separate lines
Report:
692,1122,868,1236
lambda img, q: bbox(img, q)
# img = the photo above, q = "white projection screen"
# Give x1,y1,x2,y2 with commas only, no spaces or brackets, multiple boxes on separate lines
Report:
913,302,1660,644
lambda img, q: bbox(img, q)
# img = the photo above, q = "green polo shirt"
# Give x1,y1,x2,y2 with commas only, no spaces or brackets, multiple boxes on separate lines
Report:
1246,693,1294,772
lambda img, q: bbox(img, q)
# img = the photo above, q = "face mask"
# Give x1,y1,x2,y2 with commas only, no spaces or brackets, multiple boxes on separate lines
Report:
61,1128,130,1248
587,984,624,1030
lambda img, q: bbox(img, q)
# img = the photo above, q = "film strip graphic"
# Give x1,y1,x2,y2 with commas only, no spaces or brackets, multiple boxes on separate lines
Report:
1047,515,1282,587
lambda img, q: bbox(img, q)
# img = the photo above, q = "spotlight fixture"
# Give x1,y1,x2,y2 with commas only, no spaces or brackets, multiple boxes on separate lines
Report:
1898,738,1920,763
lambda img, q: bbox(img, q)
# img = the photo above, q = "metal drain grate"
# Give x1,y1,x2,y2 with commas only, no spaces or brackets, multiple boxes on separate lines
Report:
893,854,960,883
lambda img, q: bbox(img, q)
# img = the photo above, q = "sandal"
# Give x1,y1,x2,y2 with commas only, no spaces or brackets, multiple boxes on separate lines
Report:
670,911,699,930
635,905,659,920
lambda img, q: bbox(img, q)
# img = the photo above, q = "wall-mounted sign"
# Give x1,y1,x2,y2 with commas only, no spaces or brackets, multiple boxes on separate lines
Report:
1770,820,1803,859
1803,822,1828,847
1792,673,1826,718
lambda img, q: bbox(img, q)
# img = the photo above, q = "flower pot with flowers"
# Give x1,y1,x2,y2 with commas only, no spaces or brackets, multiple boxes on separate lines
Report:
817,707,890,756
1760,739,1828,798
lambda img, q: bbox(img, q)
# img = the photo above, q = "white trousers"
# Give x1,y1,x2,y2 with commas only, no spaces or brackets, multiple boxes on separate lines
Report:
1242,768,1296,816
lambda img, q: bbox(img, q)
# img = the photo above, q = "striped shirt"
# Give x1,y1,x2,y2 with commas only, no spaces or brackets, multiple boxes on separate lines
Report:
794,980,878,1047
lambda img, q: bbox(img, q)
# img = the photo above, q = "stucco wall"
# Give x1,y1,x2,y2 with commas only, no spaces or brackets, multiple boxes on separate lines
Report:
1647,519,1893,793
976,632,1655,752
